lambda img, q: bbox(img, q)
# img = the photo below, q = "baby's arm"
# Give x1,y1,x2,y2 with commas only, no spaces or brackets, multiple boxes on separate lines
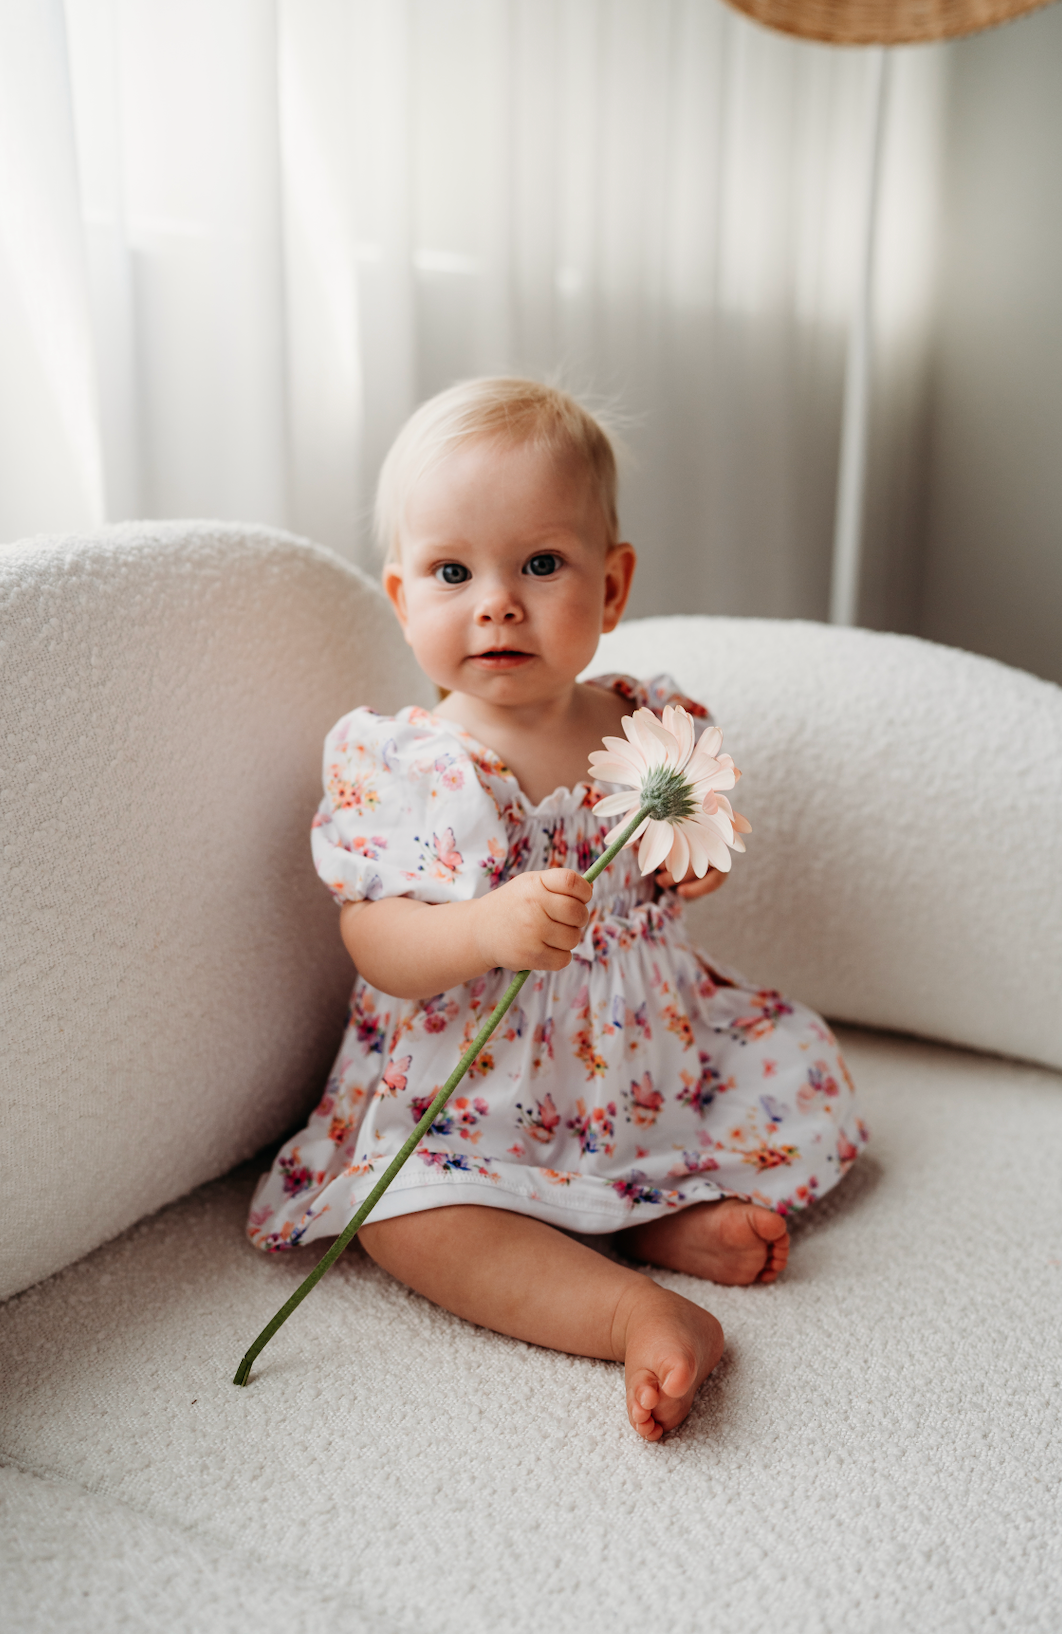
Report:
340,869,592,1000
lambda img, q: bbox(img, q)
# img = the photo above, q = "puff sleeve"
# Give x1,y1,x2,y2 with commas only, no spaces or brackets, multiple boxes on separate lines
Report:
310,707,510,906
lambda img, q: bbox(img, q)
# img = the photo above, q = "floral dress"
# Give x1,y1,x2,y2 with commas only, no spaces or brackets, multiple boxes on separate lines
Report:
247,675,867,1251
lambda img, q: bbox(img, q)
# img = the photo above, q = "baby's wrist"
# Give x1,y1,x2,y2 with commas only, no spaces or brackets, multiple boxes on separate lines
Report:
468,893,503,975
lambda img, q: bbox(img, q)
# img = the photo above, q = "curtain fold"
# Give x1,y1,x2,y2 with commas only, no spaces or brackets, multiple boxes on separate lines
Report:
0,0,949,628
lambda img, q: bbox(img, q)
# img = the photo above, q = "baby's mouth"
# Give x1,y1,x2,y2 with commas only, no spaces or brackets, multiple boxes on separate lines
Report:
469,649,535,670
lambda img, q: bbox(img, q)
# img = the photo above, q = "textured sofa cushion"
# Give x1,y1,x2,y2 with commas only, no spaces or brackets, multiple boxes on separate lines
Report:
593,616,1062,1072
2,1029,1060,1634
0,522,429,1300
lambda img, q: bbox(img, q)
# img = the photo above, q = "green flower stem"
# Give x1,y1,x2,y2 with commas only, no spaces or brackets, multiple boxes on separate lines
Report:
232,799,653,1386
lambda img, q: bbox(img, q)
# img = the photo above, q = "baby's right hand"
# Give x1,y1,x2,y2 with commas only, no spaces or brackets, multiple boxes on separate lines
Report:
475,869,592,973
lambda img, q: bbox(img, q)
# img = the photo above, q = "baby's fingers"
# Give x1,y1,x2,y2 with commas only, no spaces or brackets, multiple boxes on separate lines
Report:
676,868,728,900
540,868,593,904
540,869,592,928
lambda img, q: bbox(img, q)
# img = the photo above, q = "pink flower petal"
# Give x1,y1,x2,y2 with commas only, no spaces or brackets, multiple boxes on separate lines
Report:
667,826,690,882
685,825,711,878
661,705,694,766
593,791,640,816
638,819,675,875
587,756,642,785
605,814,649,848
695,820,733,872
596,737,646,776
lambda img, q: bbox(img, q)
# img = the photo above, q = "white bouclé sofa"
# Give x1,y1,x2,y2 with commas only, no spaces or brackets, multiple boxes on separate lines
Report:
2,523,1061,1634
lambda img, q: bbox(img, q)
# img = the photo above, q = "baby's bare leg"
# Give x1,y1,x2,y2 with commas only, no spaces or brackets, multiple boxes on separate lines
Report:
359,1205,724,1441
618,1199,790,1285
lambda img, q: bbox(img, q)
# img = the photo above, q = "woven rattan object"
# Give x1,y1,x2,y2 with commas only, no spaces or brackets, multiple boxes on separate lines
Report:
723,0,1055,43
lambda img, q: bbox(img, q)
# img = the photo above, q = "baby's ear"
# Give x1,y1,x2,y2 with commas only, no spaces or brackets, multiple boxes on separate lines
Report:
382,563,410,637
601,542,637,632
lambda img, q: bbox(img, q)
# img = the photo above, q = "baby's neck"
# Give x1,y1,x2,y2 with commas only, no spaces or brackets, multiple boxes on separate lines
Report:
435,681,629,807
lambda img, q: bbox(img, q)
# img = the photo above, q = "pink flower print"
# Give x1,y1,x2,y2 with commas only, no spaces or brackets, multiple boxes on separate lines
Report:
457,1013,495,1080
566,1098,617,1157
328,768,380,814
410,1092,454,1136
531,1017,554,1076
570,985,607,1080
836,1128,859,1170
669,1150,720,1180
278,1148,316,1197
480,836,509,891
612,998,651,1044
431,827,463,880
574,834,597,873
676,1052,726,1116
762,1058,778,1078
739,1140,800,1173
351,990,388,1055
502,1006,527,1042
726,990,795,1045
542,821,569,869
420,993,460,1034
624,1072,664,1129
382,1054,413,1095
515,1092,561,1144
661,1003,695,1051
417,1147,475,1175
797,1060,841,1114
450,1095,491,1143
612,1170,677,1209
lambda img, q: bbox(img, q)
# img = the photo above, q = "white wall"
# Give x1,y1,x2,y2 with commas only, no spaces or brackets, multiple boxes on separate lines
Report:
919,4,1062,687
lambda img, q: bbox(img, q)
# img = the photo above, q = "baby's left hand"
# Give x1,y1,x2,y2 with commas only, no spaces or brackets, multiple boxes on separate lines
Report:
655,863,728,901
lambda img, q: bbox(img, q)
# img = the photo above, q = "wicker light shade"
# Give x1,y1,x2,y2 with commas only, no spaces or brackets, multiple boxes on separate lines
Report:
722,0,1055,44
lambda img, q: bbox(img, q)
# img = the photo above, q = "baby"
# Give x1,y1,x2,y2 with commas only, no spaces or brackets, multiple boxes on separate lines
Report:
248,378,867,1440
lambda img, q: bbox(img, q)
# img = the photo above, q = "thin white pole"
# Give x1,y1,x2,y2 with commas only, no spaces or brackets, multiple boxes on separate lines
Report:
829,47,889,628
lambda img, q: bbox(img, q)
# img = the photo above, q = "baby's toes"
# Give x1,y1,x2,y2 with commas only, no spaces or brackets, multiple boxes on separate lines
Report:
627,1368,663,1438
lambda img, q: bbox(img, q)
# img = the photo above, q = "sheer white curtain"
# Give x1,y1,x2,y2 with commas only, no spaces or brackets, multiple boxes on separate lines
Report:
0,0,948,624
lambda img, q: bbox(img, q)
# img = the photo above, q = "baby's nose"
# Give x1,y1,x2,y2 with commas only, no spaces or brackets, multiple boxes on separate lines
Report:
475,581,522,622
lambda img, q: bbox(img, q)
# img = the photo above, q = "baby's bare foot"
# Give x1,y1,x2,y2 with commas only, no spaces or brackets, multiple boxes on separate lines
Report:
616,1282,724,1442
619,1199,790,1285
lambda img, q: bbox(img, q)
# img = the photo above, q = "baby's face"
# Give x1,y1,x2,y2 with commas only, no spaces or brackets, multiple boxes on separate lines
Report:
383,438,635,707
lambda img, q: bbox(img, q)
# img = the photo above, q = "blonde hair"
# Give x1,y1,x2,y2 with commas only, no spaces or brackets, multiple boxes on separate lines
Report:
375,377,619,563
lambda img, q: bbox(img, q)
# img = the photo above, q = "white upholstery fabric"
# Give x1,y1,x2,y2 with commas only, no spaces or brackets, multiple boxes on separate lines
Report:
0,523,429,1301
2,537,1060,1631
2,1029,1060,1634
593,617,1062,1072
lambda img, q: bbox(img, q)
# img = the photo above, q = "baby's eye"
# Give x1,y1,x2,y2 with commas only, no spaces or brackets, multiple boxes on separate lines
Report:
435,562,471,585
524,553,561,577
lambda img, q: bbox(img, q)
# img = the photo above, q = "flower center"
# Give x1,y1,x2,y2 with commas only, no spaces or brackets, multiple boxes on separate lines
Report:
639,765,698,823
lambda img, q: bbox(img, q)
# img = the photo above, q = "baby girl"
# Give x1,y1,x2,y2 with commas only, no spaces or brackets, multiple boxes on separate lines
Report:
248,378,867,1440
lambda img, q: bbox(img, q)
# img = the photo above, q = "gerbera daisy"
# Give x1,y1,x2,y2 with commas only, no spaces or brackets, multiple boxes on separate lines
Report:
588,704,751,880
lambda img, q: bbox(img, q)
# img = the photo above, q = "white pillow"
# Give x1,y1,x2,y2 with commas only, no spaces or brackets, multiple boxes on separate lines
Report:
0,522,430,1300
592,617,1062,1073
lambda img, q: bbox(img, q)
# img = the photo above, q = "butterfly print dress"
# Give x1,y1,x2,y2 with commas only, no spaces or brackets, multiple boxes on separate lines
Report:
247,675,867,1250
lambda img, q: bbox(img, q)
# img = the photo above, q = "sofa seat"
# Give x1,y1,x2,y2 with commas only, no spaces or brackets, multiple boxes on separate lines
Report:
3,1026,1061,1634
